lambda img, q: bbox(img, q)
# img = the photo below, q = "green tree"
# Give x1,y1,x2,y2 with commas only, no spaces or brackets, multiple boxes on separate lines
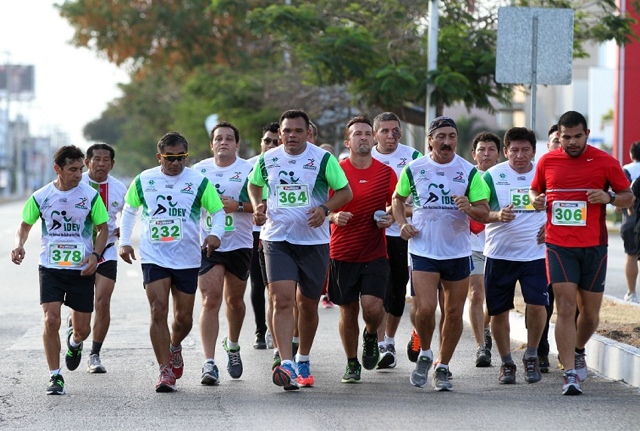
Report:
62,0,638,171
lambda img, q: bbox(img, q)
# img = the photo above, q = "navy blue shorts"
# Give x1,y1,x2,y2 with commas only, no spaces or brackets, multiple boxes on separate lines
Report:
142,264,199,294
410,254,471,282
484,257,549,316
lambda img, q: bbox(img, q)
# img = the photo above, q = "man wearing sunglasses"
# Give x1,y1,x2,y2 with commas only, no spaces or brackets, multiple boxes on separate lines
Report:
119,132,225,392
249,109,353,390
192,121,256,386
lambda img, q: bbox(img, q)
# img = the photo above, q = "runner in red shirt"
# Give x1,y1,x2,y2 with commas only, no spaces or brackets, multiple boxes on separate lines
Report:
328,115,397,383
530,111,632,396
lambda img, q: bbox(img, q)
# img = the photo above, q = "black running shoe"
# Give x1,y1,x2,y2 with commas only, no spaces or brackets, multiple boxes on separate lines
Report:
65,328,83,371
361,330,379,370
46,374,65,395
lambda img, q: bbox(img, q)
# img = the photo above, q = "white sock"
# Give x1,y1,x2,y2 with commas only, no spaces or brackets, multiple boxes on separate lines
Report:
384,334,395,345
378,341,387,348
296,354,310,363
205,358,215,364
226,339,239,350
170,343,181,352
50,369,61,376
69,337,81,348
292,336,300,344
419,349,433,360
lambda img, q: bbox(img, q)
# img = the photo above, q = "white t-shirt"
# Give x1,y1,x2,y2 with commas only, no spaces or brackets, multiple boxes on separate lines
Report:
249,144,348,245
372,144,422,237
192,157,254,251
483,161,546,261
396,154,489,259
122,166,224,269
21,182,109,270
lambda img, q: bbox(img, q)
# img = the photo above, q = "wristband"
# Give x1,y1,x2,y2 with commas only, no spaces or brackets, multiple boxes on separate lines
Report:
91,252,101,260
320,205,330,216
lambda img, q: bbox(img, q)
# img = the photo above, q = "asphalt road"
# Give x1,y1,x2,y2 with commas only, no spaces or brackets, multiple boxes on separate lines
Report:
1,200,638,430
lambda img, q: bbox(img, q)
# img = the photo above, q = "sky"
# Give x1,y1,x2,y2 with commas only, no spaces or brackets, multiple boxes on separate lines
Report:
1,0,129,147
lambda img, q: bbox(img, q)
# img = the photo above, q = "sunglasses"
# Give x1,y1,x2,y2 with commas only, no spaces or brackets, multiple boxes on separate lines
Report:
262,138,279,145
160,153,188,162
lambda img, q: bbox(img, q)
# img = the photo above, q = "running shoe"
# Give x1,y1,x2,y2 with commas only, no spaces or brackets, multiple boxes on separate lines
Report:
156,365,177,392
272,350,281,370
297,361,315,387
377,343,397,369
222,337,243,379
522,356,542,383
432,366,453,391
538,355,550,373
253,332,267,350
362,330,380,370
562,370,582,396
484,327,492,351
341,360,362,383
575,351,588,382
265,329,274,350
624,291,639,304
321,295,335,308
475,345,491,367
46,374,65,395
499,361,517,384
201,361,219,386
410,355,432,388
407,328,420,363
87,353,106,374
65,327,83,371
272,362,300,391
169,345,184,379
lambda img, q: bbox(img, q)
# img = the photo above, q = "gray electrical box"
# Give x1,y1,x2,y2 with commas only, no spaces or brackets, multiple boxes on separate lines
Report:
496,7,573,85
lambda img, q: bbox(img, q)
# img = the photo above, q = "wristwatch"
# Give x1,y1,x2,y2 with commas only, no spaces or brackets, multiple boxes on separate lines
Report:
237,202,244,212
608,191,616,204
320,204,330,216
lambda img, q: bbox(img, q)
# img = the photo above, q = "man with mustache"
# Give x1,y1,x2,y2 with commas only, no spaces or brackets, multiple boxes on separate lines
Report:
392,116,490,391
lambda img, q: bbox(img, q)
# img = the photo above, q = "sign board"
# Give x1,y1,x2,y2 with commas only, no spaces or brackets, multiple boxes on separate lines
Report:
496,7,573,85
0,65,35,97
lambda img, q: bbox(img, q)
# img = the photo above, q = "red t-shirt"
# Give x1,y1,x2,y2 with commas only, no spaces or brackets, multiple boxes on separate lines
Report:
530,145,630,247
330,158,397,262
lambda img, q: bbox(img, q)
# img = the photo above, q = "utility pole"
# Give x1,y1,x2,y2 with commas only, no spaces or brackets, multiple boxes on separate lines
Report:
425,0,439,154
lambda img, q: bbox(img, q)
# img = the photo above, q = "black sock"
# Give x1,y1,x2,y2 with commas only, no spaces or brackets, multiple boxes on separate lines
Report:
575,347,585,355
91,341,103,356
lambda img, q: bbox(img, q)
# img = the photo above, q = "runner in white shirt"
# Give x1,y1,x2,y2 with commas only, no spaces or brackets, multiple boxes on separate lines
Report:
393,116,489,392
11,145,109,395
371,112,422,369
81,143,127,374
192,121,255,385
467,132,501,368
483,127,547,386
248,109,352,390
119,132,225,393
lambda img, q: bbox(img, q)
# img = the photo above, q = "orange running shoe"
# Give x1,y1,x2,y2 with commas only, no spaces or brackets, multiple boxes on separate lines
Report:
407,328,420,363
